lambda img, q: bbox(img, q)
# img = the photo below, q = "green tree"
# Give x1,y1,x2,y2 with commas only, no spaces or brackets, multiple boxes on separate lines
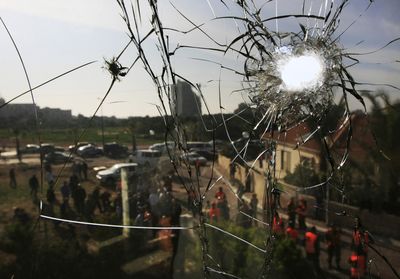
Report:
357,91,400,213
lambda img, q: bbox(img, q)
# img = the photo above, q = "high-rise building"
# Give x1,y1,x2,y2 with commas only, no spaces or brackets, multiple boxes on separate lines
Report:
171,80,201,117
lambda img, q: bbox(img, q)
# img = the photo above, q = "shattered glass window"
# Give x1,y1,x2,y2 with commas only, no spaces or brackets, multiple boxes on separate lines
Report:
0,0,400,278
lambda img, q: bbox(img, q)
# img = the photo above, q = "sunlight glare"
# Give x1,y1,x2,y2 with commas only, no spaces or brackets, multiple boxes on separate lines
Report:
277,52,325,92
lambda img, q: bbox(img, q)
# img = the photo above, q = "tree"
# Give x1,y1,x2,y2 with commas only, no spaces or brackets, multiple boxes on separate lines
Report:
357,91,400,213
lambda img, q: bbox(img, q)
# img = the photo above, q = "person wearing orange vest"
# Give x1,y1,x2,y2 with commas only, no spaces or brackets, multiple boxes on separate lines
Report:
304,226,320,272
349,217,371,278
272,211,284,235
326,223,342,270
215,187,226,202
349,251,361,279
286,220,299,243
208,202,220,223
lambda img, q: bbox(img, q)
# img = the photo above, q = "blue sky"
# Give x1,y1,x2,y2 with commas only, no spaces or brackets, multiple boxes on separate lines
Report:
0,0,399,117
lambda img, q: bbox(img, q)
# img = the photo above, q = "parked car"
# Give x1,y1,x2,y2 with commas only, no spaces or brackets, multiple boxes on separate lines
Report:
149,141,175,154
128,149,163,169
96,163,138,186
104,142,128,158
40,143,55,155
77,144,103,158
54,146,65,152
180,152,207,166
68,142,94,153
207,139,226,151
186,141,213,152
190,148,217,161
44,151,73,164
21,144,40,154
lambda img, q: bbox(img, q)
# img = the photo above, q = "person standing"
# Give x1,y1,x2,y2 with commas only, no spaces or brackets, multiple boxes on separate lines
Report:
100,190,111,213
349,217,371,279
215,187,226,202
45,170,54,187
286,221,299,243
9,168,17,188
82,161,88,181
195,159,201,177
29,174,39,199
237,201,252,228
208,202,220,223
229,162,236,179
236,182,245,208
326,223,342,270
287,197,296,227
215,187,227,220
60,181,70,202
304,226,320,273
296,198,307,230
272,211,284,235
75,184,87,215
46,183,57,212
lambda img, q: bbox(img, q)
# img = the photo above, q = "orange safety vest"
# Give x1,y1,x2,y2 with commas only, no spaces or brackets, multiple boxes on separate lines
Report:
286,227,299,242
272,216,284,234
215,191,226,202
353,230,369,254
158,216,172,251
349,252,366,278
305,231,317,254
209,207,220,223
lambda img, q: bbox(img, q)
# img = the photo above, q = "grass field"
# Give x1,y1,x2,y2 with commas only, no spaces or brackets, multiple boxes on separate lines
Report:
0,127,161,148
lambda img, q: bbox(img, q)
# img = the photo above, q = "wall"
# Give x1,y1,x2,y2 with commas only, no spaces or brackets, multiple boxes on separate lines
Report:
218,154,400,239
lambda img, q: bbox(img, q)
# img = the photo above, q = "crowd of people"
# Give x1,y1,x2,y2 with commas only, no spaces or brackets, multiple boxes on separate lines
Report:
202,174,372,279
6,161,374,278
279,197,372,278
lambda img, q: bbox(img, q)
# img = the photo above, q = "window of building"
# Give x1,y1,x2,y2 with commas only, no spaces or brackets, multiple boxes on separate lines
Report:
281,150,291,171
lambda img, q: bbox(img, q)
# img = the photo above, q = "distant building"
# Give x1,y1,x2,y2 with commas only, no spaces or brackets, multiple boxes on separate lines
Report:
0,99,72,127
40,107,72,123
171,80,201,117
0,103,39,120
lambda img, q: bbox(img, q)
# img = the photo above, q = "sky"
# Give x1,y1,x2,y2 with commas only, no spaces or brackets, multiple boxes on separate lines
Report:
0,0,399,118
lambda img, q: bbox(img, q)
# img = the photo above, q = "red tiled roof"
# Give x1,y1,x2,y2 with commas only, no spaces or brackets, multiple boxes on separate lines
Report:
330,112,376,162
263,112,376,162
263,122,321,154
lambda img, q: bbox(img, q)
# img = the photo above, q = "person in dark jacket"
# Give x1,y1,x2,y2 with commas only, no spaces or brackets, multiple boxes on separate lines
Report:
9,168,17,188
75,184,86,215
326,223,342,269
29,174,39,199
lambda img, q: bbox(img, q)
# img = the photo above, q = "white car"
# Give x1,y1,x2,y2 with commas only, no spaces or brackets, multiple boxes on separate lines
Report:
149,141,175,154
128,149,163,169
96,163,138,186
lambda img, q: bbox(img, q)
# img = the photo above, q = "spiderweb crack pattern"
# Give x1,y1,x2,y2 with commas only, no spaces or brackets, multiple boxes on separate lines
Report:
1,0,400,278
